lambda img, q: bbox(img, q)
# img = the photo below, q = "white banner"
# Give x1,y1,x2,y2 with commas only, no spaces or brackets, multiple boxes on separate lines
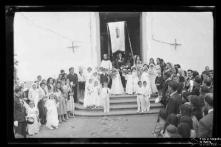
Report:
108,21,125,53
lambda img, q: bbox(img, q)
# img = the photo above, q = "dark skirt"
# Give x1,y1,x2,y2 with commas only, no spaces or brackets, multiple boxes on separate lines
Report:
14,121,27,137
38,99,47,124
79,82,85,90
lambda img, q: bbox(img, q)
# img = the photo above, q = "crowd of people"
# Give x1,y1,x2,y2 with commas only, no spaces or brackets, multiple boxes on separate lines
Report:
151,61,214,138
14,52,214,138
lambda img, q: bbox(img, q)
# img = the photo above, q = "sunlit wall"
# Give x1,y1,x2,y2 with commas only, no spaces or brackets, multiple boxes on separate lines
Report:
14,12,100,81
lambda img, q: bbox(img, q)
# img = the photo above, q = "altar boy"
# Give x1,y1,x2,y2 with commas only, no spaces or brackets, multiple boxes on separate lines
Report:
143,81,151,112
136,81,143,113
101,81,111,113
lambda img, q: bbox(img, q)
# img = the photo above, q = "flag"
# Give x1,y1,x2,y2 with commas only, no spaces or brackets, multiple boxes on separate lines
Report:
108,21,125,53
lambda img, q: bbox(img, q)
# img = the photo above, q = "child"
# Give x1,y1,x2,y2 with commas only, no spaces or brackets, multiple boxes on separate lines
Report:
92,80,101,107
125,69,133,95
132,67,139,94
83,78,94,108
45,94,59,129
141,67,149,83
136,81,143,113
54,81,66,123
26,101,40,136
66,79,75,118
78,69,86,99
143,81,151,112
101,82,111,113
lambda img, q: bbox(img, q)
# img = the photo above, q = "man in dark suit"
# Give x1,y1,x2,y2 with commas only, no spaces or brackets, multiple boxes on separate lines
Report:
14,86,27,138
166,81,182,116
198,93,213,137
67,67,78,103
161,71,172,107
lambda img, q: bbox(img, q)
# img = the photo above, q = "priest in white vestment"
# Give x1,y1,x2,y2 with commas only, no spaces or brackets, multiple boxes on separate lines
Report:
100,54,112,70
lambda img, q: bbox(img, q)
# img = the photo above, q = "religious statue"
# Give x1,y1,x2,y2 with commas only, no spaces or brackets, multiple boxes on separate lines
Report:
112,52,127,88
113,52,125,70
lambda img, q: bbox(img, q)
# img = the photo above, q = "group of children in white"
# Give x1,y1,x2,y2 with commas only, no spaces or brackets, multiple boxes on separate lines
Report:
82,65,158,113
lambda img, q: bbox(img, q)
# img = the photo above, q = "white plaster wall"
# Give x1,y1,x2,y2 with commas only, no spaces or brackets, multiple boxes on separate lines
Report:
14,12,100,81
142,12,213,73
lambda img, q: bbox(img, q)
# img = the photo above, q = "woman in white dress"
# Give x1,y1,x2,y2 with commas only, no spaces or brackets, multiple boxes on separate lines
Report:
84,67,93,98
148,63,158,95
83,78,94,107
132,67,139,94
141,65,150,83
28,83,40,109
91,80,101,107
45,94,59,129
125,69,133,95
111,69,124,95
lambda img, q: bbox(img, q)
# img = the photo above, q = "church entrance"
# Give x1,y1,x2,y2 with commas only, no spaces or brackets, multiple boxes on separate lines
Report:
99,12,141,61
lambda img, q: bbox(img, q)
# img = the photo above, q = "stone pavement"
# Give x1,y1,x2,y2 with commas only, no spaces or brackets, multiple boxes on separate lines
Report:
28,114,158,138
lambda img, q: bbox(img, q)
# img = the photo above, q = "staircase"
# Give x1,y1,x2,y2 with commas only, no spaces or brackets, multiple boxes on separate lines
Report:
74,94,163,117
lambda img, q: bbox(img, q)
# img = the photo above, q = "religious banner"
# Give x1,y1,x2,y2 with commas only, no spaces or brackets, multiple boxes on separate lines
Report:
107,21,125,53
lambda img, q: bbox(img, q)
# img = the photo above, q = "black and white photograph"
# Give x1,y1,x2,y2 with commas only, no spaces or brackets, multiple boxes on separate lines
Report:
10,9,216,141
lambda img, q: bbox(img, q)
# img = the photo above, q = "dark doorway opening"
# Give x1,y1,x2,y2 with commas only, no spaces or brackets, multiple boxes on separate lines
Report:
99,12,141,61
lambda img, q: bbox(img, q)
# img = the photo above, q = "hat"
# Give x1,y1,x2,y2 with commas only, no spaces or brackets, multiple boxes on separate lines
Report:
166,124,177,134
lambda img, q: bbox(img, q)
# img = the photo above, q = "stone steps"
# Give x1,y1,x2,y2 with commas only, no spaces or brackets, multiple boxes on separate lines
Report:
74,94,162,117
75,103,162,111
79,95,156,105
74,109,160,117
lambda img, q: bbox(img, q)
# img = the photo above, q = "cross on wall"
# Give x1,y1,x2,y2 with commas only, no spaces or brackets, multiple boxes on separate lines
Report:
171,39,182,50
67,41,80,53
152,35,182,50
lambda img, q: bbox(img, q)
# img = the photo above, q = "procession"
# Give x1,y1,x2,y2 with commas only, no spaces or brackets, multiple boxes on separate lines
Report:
13,12,214,139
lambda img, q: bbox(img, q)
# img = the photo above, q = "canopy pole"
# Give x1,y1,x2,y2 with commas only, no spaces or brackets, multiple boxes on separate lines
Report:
106,23,111,60
125,22,134,58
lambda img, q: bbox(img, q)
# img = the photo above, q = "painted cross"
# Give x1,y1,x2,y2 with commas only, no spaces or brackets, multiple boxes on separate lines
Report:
171,39,182,50
67,41,80,53
115,27,120,38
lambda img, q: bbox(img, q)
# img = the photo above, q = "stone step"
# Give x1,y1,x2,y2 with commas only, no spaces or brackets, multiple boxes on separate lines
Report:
75,103,162,111
110,98,156,104
109,94,136,99
79,97,157,105
74,109,160,117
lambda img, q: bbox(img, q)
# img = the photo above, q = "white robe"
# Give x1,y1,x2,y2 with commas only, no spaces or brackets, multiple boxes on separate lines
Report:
91,85,101,106
83,84,94,107
111,71,124,95
125,74,133,94
45,99,59,128
132,71,139,93
100,60,112,70
28,88,40,109
143,85,151,111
